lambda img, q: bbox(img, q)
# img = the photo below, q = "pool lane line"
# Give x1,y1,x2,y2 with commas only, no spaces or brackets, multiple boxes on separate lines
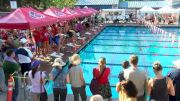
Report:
99,35,173,38
84,51,180,57
90,44,178,48
96,39,178,42
81,62,174,68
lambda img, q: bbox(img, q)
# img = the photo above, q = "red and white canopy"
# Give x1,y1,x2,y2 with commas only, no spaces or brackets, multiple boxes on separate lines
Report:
0,7,58,29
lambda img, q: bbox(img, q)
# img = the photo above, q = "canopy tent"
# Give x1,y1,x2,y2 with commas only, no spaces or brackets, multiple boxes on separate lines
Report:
158,6,177,13
0,7,58,29
83,6,98,14
61,8,81,18
74,7,92,17
102,9,125,12
139,6,157,13
89,8,98,13
43,7,72,21
176,8,180,13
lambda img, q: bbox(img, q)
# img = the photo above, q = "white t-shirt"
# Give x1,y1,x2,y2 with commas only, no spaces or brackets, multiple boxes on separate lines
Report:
28,71,46,93
17,47,33,64
124,67,147,97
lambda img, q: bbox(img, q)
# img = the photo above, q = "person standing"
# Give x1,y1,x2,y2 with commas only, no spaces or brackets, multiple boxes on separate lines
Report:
124,55,147,101
0,39,7,101
28,60,47,101
50,58,68,101
118,61,129,82
3,49,20,101
32,28,42,56
16,38,34,76
69,54,87,101
93,57,112,101
167,59,180,101
148,61,175,101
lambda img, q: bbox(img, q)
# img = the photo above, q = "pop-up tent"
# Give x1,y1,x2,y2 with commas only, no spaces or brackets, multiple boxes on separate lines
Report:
74,7,92,17
158,6,177,13
176,8,180,13
0,7,58,29
139,6,156,13
43,7,72,21
61,8,81,18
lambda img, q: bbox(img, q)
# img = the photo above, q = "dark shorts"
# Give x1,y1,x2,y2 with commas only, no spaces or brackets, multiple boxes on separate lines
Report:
36,42,42,47
20,63,31,75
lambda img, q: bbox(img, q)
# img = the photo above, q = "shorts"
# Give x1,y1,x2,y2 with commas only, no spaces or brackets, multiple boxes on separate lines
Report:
36,42,42,47
20,63,31,75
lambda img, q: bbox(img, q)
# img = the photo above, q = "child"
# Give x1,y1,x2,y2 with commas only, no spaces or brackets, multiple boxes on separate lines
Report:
118,61,129,82
116,80,137,101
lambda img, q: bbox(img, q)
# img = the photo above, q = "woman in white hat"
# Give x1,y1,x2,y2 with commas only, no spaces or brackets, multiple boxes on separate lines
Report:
50,58,68,101
167,59,180,101
68,54,87,101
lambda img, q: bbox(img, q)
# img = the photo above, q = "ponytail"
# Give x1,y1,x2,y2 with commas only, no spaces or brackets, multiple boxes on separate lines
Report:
32,67,38,79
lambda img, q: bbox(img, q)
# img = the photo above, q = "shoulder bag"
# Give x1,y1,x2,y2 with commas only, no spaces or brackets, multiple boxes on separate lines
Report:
44,68,64,95
40,72,48,101
90,68,106,95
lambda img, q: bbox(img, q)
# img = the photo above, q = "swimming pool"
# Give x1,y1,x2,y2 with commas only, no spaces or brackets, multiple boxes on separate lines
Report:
68,26,180,98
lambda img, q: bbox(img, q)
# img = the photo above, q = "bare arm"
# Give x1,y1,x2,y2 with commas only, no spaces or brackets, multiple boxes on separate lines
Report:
80,68,85,85
147,79,153,95
66,74,70,83
116,82,121,92
167,77,175,96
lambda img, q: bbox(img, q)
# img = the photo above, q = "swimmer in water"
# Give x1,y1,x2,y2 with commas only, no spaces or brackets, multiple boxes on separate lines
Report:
139,47,142,51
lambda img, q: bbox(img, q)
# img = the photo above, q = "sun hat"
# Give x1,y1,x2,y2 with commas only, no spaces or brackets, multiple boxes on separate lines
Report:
69,54,81,65
31,60,41,69
20,38,27,44
172,59,180,69
52,58,66,67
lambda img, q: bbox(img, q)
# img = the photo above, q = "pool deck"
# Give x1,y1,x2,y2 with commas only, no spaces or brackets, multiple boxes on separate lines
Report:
2,23,179,101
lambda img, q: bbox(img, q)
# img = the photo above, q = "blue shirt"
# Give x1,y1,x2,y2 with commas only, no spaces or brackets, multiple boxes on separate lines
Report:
50,67,69,89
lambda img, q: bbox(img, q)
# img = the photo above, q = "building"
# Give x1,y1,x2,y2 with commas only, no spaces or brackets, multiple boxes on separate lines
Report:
172,0,180,8
75,0,119,9
119,0,171,9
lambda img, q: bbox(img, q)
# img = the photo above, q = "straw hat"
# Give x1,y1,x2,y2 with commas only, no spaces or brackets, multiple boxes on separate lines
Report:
172,59,180,69
52,58,65,67
69,54,81,65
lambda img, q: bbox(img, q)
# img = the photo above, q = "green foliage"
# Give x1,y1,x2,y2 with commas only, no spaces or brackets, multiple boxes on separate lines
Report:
0,0,77,10
48,0,76,8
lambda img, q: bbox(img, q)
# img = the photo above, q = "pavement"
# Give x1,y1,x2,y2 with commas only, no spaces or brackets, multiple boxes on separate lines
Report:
0,24,120,101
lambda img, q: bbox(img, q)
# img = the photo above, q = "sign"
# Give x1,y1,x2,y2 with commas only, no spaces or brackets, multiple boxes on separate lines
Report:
10,1,17,9
54,11,65,16
29,11,45,19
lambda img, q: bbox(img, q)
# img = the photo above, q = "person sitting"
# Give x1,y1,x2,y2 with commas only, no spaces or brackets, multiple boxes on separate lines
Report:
116,80,138,101
148,61,175,101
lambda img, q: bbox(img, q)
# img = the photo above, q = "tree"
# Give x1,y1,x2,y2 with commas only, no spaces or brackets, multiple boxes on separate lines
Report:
47,0,76,8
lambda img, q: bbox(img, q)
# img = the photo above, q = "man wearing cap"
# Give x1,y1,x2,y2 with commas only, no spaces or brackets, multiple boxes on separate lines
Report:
16,38,34,76
167,59,180,101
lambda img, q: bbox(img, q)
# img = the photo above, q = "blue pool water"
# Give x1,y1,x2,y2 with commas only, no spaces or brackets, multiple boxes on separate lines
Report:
67,26,180,98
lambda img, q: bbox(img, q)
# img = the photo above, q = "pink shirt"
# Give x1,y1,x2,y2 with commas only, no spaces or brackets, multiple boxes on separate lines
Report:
93,67,110,84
